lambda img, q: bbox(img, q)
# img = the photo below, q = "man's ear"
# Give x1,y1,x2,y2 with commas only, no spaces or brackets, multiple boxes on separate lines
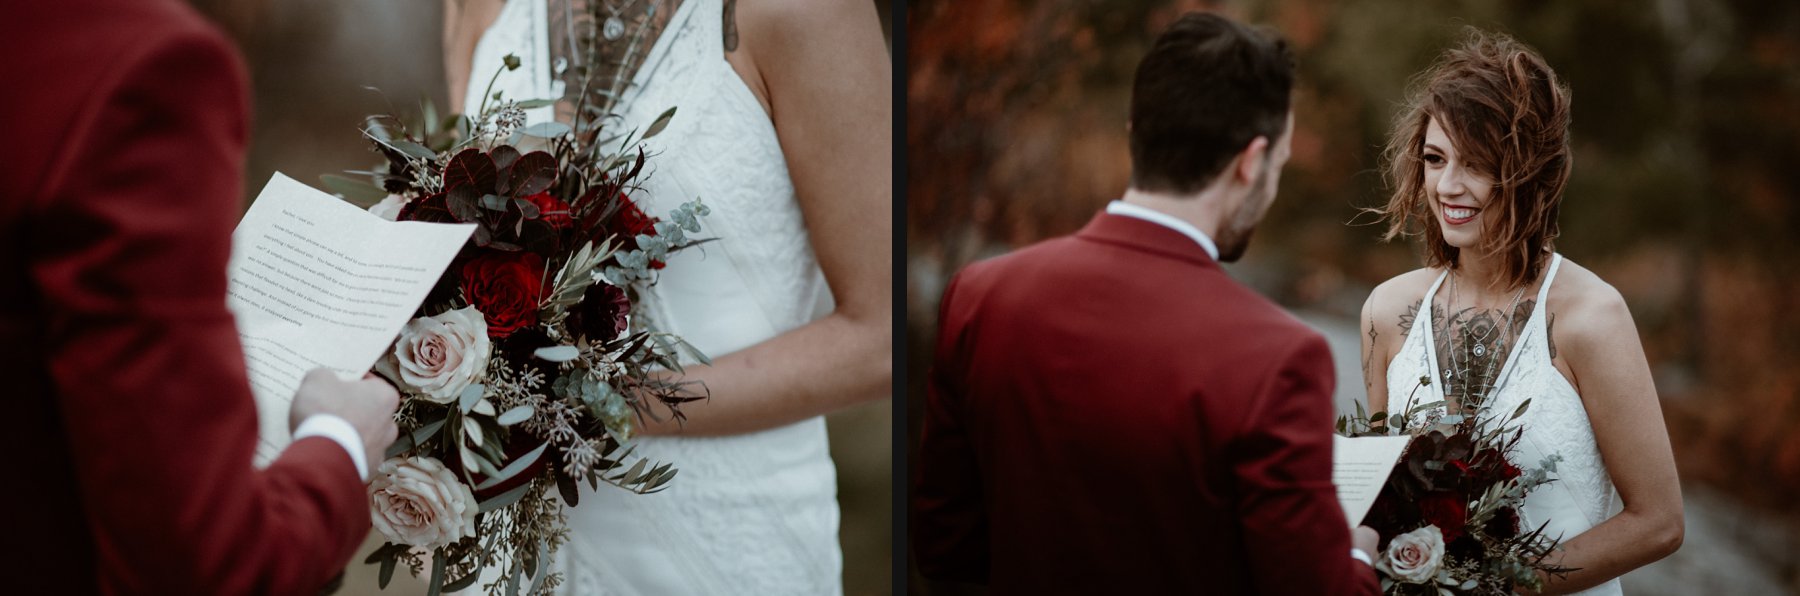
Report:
1234,136,1270,186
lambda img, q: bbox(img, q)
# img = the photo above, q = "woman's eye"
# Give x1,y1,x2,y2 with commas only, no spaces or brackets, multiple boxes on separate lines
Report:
1422,154,1445,166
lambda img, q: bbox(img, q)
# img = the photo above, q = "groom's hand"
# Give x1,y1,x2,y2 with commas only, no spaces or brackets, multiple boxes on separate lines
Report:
290,369,400,477
1353,525,1380,565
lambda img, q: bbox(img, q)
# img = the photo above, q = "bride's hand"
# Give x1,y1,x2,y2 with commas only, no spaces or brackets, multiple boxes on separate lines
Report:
635,0,892,437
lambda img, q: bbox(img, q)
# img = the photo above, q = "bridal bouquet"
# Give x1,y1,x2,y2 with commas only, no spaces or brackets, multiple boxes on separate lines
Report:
321,50,709,595
1338,377,1575,594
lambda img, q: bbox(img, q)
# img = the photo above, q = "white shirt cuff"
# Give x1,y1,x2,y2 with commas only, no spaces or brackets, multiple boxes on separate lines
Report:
1350,547,1374,567
293,414,368,481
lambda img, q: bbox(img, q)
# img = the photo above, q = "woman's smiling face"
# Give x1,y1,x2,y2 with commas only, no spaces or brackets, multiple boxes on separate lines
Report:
1420,115,1495,250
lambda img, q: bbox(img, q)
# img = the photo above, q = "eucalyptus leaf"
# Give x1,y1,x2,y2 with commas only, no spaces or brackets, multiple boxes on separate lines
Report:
1511,398,1533,422
426,549,448,596
459,383,486,413
387,419,446,459
533,345,581,362
497,405,535,426
422,100,439,136
478,480,534,513
320,174,387,204
520,121,571,138
506,151,558,196
394,140,437,160
505,565,523,596
514,98,557,109
514,197,541,218
642,107,677,139
474,441,550,491
620,458,648,485
378,555,397,589
442,569,482,593
362,542,404,564
465,421,485,446
474,449,503,479
555,469,580,506
460,444,479,474
525,540,550,594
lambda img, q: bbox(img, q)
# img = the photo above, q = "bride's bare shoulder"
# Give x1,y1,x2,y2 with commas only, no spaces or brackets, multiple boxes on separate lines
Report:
1365,268,1440,322
1356,267,1440,360
1545,257,1638,352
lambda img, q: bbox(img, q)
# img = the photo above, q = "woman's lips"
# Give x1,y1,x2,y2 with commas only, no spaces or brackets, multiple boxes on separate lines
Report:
1442,203,1479,226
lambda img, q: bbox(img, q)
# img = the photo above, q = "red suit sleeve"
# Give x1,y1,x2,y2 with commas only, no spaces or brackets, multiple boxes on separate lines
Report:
26,25,370,595
1230,332,1381,595
911,271,990,584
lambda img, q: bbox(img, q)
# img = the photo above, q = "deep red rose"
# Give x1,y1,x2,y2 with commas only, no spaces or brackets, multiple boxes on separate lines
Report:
460,251,544,339
611,192,665,269
523,192,573,229
1418,491,1469,543
614,192,657,236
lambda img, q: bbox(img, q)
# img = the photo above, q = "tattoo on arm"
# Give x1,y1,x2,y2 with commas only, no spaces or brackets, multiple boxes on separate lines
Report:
1398,300,1423,338
1364,318,1379,388
722,0,739,52
1547,312,1558,359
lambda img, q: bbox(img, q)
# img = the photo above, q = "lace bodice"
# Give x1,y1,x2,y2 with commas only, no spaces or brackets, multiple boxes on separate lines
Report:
466,1,842,593
1385,254,1622,595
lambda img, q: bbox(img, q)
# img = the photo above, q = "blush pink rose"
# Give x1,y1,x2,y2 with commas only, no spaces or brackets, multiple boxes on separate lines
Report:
1378,525,1446,584
368,456,479,548
377,306,489,403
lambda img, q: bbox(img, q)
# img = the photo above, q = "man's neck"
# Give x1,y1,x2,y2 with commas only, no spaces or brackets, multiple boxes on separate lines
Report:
1118,187,1227,240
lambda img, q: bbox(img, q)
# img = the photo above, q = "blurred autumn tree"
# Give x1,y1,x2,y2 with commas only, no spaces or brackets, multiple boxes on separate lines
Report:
908,0,1800,536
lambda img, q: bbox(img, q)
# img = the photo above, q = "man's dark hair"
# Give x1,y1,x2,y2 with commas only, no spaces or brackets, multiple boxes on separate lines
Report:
1129,12,1295,194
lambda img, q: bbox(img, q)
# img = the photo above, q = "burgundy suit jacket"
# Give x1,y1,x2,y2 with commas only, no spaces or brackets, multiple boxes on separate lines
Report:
914,212,1380,594
0,1,368,593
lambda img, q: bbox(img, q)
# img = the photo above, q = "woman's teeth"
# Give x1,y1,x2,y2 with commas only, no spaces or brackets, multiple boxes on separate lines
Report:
1445,206,1476,219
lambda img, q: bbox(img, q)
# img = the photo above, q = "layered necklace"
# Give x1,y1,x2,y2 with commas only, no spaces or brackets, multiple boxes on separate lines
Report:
1443,270,1527,414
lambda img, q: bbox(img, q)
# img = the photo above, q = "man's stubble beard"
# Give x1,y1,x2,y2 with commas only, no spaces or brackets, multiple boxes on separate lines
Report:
1214,162,1275,263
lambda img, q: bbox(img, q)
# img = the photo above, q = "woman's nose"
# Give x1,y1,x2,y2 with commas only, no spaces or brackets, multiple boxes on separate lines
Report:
1436,162,1466,198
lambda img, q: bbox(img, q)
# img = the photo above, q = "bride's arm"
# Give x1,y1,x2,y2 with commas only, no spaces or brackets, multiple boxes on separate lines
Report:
637,0,892,436
1360,286,1392,417
442,0,504,115
1526,283,1683,594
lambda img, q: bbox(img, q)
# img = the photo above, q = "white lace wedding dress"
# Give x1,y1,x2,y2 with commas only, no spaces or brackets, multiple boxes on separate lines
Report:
464,0,843,593
1386,254,1622,595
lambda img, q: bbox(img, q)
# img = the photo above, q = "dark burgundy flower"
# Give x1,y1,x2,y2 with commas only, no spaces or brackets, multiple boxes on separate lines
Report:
1447,532,1485,562
1406,430,1474,491
460,251,544,339
1450,458,1473,477
1418,490,1469,543
567,282,630,342
1485,506,1520,539
522,192,573,229
1499,459,1522,481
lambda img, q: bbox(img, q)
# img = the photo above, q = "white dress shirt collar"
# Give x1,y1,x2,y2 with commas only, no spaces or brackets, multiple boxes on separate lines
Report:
1105,200,1221,261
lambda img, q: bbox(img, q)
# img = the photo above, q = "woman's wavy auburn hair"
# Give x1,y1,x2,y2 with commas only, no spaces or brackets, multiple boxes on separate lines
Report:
1374,28,1572,291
